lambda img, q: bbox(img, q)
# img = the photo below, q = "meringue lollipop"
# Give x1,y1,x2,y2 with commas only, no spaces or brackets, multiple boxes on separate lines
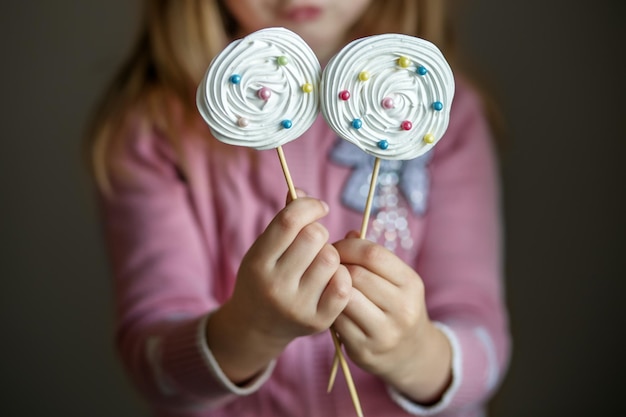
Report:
321,33,454,393
197,27,363,417
196,27,321,199
321,33,454,160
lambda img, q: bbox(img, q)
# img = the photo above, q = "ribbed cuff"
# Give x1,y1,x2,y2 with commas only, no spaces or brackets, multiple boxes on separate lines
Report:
387,322,461,415
388,322,500,416
196,313,276,394
160,313,275,400
444,325,498,410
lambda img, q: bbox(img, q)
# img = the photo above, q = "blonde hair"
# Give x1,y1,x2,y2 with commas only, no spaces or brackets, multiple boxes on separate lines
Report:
86,0,454,193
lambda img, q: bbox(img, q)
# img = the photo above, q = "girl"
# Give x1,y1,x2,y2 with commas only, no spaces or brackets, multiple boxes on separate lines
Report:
88,1,510,416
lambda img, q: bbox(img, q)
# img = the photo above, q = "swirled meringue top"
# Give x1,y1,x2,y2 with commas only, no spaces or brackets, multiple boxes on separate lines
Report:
196,27,321,150
320,34,455,160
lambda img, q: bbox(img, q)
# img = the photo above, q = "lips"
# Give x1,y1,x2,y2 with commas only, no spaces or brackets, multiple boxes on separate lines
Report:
284,6,322,23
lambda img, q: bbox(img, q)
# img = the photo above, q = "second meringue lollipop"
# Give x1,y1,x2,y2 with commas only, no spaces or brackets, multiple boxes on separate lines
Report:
321,33,454,161
197,27,321,199
320,33,455,393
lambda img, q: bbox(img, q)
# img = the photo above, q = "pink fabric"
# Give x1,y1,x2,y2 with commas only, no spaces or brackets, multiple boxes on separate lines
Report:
99,80,511,417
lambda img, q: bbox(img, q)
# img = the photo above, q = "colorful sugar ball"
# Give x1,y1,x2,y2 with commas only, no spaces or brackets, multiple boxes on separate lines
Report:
277,55,289,66
258,87,272,100
377,139,389,150
339,90,351,101
423,133,435,144
398,56,411,68
401,120,413,131
432,101,443,111
302,83,313,93
358,71,370,82
382,97,395,109
229,74,241,84
417,66,428,76
237,117,249,127
352,118,363,129
281,119,293,129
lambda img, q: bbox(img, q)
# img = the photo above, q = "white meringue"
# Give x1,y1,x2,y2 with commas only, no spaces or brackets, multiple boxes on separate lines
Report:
320,34,455,160
197,27,321,150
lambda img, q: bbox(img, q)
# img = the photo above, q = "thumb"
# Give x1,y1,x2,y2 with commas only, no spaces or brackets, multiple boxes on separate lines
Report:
344,230,360,239
285,188,307,205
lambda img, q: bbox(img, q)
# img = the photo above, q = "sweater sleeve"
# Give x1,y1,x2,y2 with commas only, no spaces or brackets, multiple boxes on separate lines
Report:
390,84,511,415
98,122,270,412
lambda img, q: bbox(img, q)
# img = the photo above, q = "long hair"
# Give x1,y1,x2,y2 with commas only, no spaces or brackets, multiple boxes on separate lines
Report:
86,0,455,193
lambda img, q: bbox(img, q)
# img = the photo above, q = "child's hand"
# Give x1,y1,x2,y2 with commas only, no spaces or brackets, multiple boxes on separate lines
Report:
234,196,351,340
333,232,452,404
206,194,351,384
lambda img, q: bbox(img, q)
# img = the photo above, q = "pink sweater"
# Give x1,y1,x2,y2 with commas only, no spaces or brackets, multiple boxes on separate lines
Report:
100,80,510,417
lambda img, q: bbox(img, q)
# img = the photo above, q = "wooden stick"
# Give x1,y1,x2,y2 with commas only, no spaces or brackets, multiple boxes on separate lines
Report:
276,144,362,415
360,157,381,239
276,146,298,201
328,157,381,394
327,329,340,393
330,329,364,417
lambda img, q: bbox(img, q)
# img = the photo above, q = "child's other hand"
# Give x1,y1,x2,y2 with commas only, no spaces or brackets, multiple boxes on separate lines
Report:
229,193,351,340
236,196,351,340
333,232,452,404
207,193,351,384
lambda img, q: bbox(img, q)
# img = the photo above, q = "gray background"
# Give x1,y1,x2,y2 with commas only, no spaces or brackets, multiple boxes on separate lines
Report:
1,1,624,416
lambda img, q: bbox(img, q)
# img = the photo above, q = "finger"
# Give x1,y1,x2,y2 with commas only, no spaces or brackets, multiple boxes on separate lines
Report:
333,309,365,347
344,230,360,239
296,243,340,297
345,264,397,313
275,222,330,282
334,238,413,287
252,197,329,263
332,284,385,345
311,255,351,320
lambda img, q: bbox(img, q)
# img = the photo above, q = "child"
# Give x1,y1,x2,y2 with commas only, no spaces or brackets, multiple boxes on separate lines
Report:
87,1,510,416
